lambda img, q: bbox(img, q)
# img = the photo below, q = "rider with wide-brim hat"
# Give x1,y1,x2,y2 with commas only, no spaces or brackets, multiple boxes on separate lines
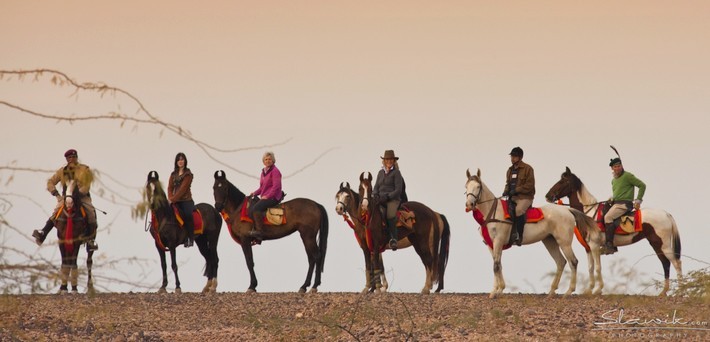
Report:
373,149,407,250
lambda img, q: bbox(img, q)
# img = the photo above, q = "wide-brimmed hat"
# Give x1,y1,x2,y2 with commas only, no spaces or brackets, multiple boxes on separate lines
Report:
64,149,78,158
381,150,399,160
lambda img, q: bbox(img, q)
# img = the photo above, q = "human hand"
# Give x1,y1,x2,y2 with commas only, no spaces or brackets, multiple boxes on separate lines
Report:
55,195,63,203
509,188,517,196
633,199,642,210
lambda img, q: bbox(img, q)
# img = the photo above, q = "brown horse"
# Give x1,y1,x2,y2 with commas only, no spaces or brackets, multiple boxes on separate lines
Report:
54,179,95,294
334,181,414,293
212,170,328,293
545,167,682,296
145,171,223,293
359,172,450,294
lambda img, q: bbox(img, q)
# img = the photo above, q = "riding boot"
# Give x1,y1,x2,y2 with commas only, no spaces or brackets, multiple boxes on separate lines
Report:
387,218,398,251
184,222,195,248
508,216,520,245
250,211,265,240
514,215,526,246
604,222,617,254
32,218,54,246
85,222,99,251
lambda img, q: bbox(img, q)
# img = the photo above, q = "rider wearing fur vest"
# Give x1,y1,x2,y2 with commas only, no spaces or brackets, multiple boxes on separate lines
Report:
32,149,98,251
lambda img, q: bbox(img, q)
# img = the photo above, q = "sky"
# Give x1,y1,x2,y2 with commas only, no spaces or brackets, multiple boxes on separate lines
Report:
1,1,709,294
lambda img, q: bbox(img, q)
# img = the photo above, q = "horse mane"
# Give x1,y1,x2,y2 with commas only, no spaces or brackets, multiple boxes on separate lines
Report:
226,179,246,206
566,171,598,205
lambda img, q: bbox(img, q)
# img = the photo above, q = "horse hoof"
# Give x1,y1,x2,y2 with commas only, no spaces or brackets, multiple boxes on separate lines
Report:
360,288,369,295
157,287,167,294
298,288,307,294
174,288,182,294
489,292,497,299
246,288,256,294
309,288,318,294
420,289,431,295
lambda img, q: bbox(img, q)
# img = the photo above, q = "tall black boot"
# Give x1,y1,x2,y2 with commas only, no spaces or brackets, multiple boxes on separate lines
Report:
85,222,99,251
250,211,265,240
387,218,398,251
32,218,54,246
604,222,617,255
514,215,526,246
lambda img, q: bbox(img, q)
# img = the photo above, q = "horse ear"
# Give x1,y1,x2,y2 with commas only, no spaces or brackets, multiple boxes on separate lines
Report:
346,182,350,188
339,182,345,189
466,168,471,179
477,168,481,178
214,170,225,179
359,172,365,182
565,166,571,174
147,170,159,182
367,172,372,181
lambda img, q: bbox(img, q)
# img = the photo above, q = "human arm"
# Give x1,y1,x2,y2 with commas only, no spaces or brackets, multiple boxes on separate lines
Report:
168,173,193,203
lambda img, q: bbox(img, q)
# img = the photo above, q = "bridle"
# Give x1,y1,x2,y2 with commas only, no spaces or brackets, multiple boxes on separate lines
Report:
466,178,510,225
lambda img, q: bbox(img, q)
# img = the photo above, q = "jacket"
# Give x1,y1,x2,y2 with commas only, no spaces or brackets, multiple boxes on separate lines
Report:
373,167,405,202
168,168,193,203
504,160,535,200
47,162,93,196
252,165,283,201
611,170,646,202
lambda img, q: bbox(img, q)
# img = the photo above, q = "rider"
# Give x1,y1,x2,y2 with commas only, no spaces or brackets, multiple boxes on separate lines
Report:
603,157,646,254
32,149,98,251
168,152,196,248
248,151,283,240
373,149,406,251
502,147,535,246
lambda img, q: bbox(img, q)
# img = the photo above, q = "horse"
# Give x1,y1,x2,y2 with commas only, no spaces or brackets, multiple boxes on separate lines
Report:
359,172,451,294
54,179,94,294
145,171,223,293
334,181,415,293
464,168,596,298
545,166,683,296
212,170,328,293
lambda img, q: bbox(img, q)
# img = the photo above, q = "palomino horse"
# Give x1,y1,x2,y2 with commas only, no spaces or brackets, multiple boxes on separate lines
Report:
335,181,415,293
545,167,682,296
359,172,451,294
54,179,94,294
464,169,595,298
212,170,328,293
145,171,222,293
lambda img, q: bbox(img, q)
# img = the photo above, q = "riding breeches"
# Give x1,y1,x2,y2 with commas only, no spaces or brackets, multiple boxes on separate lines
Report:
249,198,279,216
604,203,630,224
511,198,532,217
384,200,401,219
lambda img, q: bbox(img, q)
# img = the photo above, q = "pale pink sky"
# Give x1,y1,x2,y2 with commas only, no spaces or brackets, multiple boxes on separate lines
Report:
2,1,708,294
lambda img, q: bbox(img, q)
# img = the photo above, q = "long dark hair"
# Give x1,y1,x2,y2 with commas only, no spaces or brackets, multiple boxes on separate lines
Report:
173,152,188,173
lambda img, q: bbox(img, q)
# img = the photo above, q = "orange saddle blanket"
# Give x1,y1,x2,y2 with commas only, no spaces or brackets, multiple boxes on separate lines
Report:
172,205,204,235
500,200,544,223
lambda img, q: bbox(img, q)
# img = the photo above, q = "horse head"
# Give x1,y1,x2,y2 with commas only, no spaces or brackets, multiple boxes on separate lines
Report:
358,172,373,212
63,179,84,213
464,168,483,211
145,171,168,212
335,182,359,216
545,166,581,203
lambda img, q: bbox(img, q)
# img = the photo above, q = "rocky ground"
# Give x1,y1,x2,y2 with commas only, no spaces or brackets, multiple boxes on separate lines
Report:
1,292,708,341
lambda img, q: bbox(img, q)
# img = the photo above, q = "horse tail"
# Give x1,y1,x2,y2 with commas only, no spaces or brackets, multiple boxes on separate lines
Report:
316,203,329,273
435,213,451,291
568,208,595,253
669,213,681,261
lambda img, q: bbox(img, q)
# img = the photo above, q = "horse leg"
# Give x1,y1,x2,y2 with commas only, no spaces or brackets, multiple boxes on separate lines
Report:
70,266,79,293
593,247,604,295
170,248,181,294
86,249,95,295
558,241,579,296
157,248,168,293
410,235,434,294
490,242,504,298
583,251,595,295
196,239,213,293
541,236,566,296
361,248,372,294
378,254,389,291
241,243,258,293
59,265,70,294
299,232,319,293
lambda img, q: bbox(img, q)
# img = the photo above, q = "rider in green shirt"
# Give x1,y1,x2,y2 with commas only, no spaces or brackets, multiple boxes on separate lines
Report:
603,157,646,254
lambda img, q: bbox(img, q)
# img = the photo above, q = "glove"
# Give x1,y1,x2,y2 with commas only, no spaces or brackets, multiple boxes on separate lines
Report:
379,194,389,205
509,188,517,196
633,199,642,210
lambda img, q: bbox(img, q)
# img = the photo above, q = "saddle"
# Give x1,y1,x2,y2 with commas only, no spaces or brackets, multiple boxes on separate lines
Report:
171,205,204,235
500,200,544,223
596,203,642,235
240,200,287,226
377,204,416,230
54,203,87,221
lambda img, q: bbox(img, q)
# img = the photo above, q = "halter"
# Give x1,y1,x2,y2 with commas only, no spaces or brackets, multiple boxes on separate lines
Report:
466,178,510,225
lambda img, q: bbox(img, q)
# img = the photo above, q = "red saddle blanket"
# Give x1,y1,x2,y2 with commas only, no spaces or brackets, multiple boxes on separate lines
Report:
500,200,544,222
172,205,204,235
596,209,642,235
472,209,512,251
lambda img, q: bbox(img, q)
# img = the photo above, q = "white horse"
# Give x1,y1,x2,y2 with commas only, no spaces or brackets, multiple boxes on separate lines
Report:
545,167,682,296
465,169,594,298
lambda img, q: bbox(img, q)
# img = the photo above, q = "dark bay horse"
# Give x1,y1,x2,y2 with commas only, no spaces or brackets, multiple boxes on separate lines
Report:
334,181,414,293
212,170,328,293
359,172,451,294
545,167,682,296
54,179,94,294
145,171,222,293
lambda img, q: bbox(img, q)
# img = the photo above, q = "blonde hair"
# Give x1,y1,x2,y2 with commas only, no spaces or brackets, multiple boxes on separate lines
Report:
263,151,276,163
381,159,399,170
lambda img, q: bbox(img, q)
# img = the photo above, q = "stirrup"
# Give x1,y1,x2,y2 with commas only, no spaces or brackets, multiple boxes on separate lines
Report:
86,240,99,251
184,238,194,248
389,239,398,251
